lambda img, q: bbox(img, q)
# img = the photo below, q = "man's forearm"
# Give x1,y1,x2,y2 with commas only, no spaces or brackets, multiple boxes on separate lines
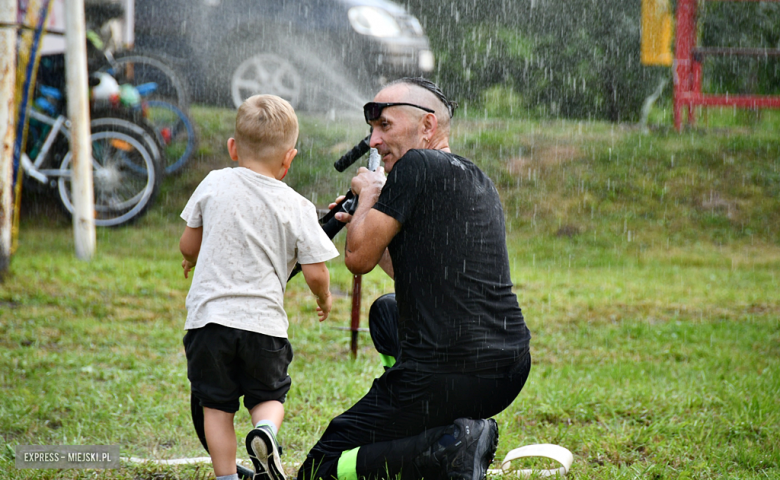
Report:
344,184,399,275
345,184,382,254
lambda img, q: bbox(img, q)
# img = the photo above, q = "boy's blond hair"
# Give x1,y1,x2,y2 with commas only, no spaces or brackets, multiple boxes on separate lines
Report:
235,94,299,160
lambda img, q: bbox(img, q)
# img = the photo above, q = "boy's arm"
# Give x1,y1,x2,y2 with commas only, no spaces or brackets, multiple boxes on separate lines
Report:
180,226,203,279
300,262,332,321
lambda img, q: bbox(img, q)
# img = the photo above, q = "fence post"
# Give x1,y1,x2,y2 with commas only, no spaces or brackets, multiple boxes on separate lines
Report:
0,0,18,277
350,275,362,358
65,0,95,260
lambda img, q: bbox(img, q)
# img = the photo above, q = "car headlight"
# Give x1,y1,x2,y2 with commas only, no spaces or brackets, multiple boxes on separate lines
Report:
419,50,435,72
348,6,402,38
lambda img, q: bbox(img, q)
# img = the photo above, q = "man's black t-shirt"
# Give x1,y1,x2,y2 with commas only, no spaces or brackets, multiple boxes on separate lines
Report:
373,149,531,375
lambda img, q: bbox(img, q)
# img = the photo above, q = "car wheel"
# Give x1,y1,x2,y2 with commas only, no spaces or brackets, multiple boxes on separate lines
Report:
230,52,303,109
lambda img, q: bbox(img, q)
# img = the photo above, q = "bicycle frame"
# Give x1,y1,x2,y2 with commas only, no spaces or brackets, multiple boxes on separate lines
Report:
21,109,73,185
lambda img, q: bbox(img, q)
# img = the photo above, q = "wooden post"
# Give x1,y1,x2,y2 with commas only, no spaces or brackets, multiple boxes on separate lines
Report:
0,0,18,277
65,0,95,260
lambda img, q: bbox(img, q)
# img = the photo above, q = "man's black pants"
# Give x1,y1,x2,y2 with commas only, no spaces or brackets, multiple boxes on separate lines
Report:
297,294,532,480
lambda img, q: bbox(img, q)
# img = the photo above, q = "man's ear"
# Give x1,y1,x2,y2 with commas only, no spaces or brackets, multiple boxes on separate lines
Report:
227,138,239,161
422,113,438,138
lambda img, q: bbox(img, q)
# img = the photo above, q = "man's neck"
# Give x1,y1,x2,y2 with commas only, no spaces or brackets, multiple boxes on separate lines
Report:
429,137,451,152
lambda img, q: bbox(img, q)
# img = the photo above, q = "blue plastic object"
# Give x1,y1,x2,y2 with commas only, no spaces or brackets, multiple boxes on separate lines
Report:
34,97,57,116
135,82,158,97
38,84,63,100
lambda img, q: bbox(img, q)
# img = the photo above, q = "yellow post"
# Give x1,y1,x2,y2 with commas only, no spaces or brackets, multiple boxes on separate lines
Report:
641,0,673,66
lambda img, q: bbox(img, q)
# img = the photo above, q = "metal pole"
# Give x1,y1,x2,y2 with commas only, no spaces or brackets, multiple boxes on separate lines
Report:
122,0,134,48
65,0,95,260
350,274,362,358
0,0,18,277
673,0,696,131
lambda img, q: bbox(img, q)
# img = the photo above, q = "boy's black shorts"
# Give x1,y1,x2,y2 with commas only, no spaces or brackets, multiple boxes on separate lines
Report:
183,323,293,413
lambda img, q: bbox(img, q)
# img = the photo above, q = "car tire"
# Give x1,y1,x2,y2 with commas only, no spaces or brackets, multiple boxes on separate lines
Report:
231,51,303,109
221,32,371,112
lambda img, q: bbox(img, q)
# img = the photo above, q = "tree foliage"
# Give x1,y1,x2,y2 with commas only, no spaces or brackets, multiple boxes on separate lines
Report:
699,2,780,96
405,0,661,122
405,0,778,122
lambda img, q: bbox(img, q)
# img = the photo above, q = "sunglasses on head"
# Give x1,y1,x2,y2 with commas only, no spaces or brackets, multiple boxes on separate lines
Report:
363,102,435,123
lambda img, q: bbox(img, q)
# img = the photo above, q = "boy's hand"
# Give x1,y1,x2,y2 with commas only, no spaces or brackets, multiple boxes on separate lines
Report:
315,292,333,322
182,259,196,278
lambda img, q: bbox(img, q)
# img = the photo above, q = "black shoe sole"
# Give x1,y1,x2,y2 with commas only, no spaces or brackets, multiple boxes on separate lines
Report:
246,428,286,480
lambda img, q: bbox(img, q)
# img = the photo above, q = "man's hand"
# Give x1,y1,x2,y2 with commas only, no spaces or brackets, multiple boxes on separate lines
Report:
329,195,352,223
182,259,196,278
350,166,386,197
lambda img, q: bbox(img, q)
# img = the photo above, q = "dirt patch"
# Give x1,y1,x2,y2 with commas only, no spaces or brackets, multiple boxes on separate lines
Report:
556,224,581,237
508,145,582,174
700,191,738,219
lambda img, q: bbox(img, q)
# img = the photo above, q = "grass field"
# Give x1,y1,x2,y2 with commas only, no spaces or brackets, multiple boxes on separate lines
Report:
1,104,778,479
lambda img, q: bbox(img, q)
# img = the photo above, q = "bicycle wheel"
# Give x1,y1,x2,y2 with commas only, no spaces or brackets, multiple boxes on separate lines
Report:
102,52,189,108
57,125,162,227
91,111,165,170
145,99,197,174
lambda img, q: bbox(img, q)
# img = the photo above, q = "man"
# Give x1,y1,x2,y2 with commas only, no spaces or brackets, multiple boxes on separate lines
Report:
297,78,532,480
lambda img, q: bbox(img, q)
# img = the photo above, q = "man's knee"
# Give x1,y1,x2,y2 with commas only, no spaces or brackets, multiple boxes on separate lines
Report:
369,294,400,359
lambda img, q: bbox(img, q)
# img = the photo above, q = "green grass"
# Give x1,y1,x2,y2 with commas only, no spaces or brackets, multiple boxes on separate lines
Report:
1,105,779,479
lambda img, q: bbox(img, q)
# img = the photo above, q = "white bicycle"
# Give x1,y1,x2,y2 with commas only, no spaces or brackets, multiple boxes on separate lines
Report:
21,88,164,227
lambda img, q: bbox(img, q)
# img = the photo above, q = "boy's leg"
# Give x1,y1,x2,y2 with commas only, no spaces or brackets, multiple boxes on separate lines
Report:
204,407,238,477
184,325,244,473
250,400,284,430
247,401,286,480
238,331,293,480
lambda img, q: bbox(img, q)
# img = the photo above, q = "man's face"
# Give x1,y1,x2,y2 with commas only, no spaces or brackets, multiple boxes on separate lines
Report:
367,88,427,173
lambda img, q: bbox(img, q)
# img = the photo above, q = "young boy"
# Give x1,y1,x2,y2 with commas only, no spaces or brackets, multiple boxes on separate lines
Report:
179,94,339,480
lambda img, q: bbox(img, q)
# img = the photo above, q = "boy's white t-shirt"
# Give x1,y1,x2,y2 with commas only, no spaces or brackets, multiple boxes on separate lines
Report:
180,167,339,338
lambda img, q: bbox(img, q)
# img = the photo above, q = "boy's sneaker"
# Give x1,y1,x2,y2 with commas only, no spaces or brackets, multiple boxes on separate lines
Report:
441,418,499,480
246,426,286,480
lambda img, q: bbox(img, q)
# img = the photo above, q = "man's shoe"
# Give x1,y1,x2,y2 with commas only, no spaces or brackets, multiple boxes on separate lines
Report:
441,418,499,480
246,426,286,480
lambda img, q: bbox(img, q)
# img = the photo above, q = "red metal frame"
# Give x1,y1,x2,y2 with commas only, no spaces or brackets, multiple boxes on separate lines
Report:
673,0,780,131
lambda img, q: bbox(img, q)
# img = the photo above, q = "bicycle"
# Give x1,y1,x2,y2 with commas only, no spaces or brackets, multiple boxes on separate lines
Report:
140,93,198,175
93,68,198,175
85,1,190,109
84,4,198,175
22,87,164,227
92,78,196,176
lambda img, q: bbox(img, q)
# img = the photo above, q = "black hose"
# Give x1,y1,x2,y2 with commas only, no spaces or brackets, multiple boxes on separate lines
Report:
333,135,370,172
